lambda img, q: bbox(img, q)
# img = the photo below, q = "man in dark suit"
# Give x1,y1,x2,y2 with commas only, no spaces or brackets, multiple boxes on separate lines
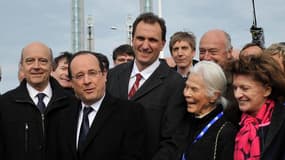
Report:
55,51,146,160
0,42,74,160
106,12,186,160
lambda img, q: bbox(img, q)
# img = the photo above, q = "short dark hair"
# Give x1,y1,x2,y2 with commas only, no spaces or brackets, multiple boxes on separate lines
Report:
68,51,106,79
132,12,166,41
94,52,109,71
112,44,134,61
52,51,72,71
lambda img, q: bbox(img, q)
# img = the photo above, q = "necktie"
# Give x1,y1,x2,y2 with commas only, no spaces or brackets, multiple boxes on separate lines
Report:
128,73,142,99
36,93,46,113
78,106,93,149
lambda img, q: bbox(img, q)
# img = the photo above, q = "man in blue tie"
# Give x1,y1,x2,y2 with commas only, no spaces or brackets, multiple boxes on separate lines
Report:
55,51,146,160
0,42,74,160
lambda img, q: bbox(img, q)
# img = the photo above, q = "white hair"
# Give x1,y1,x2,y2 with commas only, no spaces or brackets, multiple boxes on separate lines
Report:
190,61,227,105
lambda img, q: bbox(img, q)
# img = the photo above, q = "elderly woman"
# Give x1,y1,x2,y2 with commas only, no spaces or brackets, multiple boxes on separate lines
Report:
173,61,238,160
231,54,285,159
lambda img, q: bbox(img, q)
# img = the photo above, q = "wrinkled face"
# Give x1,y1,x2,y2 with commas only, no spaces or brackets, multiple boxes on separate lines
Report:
233,74,271,116
51,58,71,88
70,54,106,105
199,33,231,67
132,21,165,71
21,43,52,91
183,74,217,116
114,54,134,66
171,40,195,68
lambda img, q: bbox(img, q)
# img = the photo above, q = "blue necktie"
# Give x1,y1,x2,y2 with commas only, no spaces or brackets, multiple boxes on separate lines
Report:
36,93,46,113
78,106,93,149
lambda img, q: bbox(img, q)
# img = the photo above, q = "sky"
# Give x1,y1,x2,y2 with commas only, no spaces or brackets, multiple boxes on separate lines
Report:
0,0,284,93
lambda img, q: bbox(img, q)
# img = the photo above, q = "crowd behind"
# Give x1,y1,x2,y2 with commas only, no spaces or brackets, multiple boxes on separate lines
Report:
0,12,285,160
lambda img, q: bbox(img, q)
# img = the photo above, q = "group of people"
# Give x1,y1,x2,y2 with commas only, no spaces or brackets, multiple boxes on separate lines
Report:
0,12,285,160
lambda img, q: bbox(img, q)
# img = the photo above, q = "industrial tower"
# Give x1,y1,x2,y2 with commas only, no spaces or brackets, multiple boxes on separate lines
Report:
71,0,85,52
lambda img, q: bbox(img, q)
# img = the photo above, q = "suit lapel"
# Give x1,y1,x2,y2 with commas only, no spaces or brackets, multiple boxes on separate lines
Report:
131,61,168,100
78,94,117,152
67,101,81,158
263,103,285,152
118,63,132,99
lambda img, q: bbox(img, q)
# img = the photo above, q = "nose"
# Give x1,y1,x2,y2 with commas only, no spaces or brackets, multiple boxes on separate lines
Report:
83,74,92,84
234,88,243,99
141,40,150,50
183,88,192,98
203,51,212,61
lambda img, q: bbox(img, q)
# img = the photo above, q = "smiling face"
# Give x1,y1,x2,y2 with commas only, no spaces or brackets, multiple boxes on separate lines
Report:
233,74,272,116
132,21,165,71
183,74,218,116
70,53,106,105
51,57,71,88
21,42,52,91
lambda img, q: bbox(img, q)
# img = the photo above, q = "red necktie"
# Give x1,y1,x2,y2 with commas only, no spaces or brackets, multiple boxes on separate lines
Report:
128,73,142,99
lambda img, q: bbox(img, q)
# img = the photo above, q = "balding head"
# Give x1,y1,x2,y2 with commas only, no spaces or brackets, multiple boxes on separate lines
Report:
21,42,53,64
20,41,53,91
199,29,233,68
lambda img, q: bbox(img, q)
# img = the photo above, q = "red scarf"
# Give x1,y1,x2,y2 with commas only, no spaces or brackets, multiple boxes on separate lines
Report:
234,99,275,160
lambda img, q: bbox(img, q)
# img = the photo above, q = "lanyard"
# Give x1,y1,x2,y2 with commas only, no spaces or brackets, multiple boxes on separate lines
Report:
181,111,224,160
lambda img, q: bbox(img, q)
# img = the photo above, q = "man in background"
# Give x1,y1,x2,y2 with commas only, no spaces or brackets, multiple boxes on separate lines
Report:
51,51,73,93
199,29,233,69
112,44,135,66
169,31,198,79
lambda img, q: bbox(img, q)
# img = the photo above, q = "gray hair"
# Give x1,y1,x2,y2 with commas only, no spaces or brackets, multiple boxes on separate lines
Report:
190,61,227,105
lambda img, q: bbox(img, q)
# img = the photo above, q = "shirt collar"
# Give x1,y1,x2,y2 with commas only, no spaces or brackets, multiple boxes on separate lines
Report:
131,59,160,79
81,93,105,112
26,82,52,99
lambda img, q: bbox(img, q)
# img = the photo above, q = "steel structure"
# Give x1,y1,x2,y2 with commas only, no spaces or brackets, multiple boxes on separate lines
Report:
71,0,85,52
140,0,153,13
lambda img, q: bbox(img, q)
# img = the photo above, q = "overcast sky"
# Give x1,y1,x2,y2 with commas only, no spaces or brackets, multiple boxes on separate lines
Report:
0,0,284,93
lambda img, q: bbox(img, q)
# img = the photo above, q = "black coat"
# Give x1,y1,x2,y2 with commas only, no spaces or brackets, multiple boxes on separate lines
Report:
174,105,238,160
0,78,74,160
259,102,285,160
106,60,186,160
54,93,146,160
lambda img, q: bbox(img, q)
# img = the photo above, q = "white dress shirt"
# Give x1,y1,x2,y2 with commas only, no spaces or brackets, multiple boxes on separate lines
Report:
76,94,105,148
128,59,160,93
26,82,52,107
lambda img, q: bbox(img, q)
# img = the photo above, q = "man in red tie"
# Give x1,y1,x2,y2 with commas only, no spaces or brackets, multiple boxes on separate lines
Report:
107,12,186,160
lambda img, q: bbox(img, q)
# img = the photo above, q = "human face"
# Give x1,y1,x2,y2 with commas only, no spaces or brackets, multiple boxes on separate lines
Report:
171,40,195,68
70,54,106,105
132,21,165,71
51,58,71,88
114,54,134,66
233,74,271,116
184,74,217,116
21,42,52,91
199,31,231,67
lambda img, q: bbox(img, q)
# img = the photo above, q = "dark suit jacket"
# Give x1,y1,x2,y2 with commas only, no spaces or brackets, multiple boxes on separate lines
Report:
260,102,285,160
107,60,186,160
55,93,146,160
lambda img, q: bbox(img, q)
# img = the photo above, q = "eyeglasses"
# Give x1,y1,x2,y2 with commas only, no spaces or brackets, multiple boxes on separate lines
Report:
72,70,102,81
